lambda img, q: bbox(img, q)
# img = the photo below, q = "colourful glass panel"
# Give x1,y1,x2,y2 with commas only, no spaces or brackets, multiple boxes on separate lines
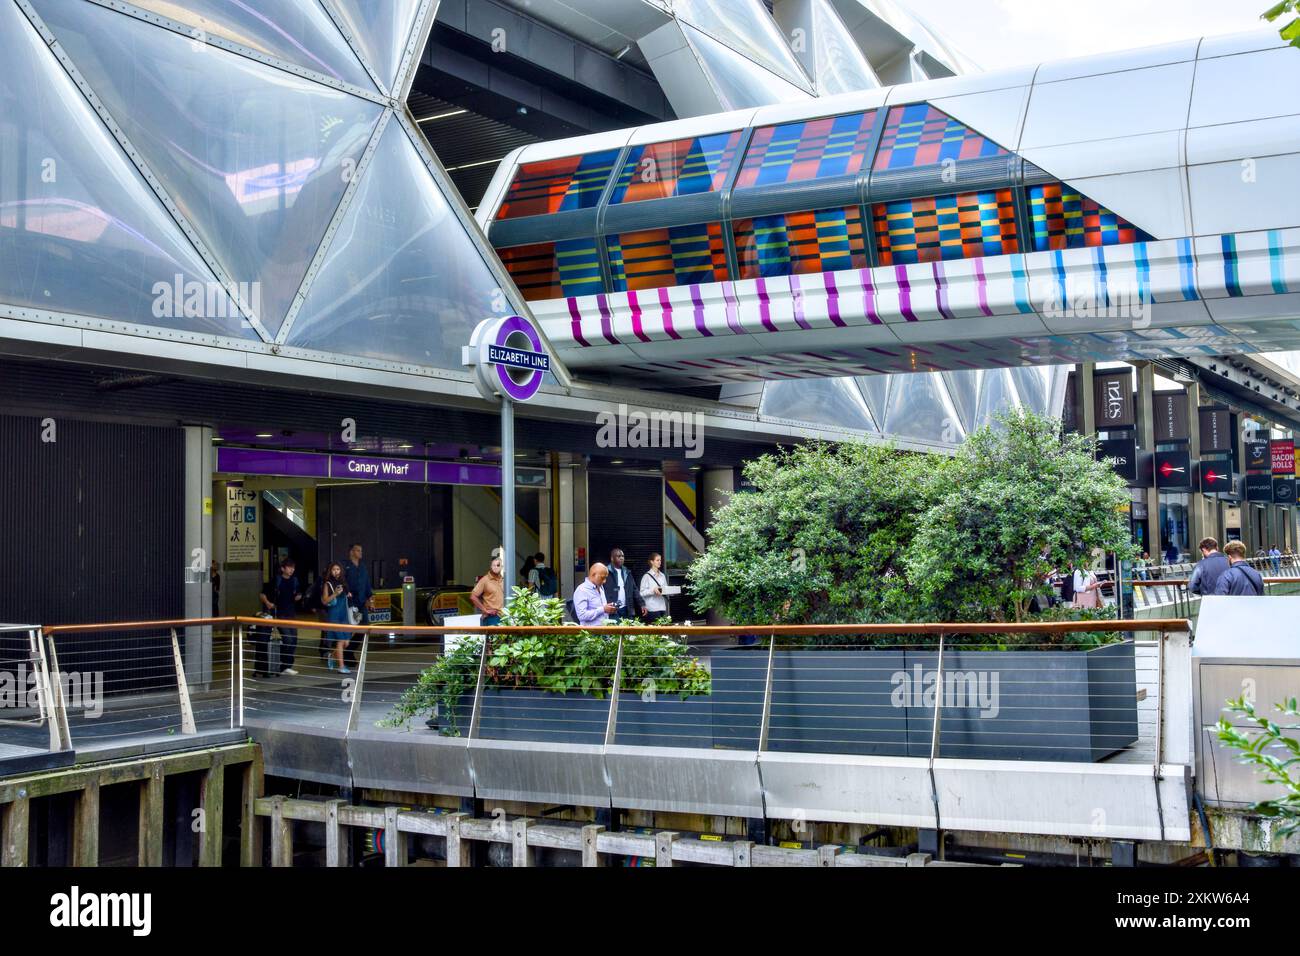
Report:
1028,183,1152,251
610,132,744,204
872,189,1018,265
498,239,603,300
496,149,619,219
607,223,730,291
735,111,878,188
872,103,1008,171
734,206,867,279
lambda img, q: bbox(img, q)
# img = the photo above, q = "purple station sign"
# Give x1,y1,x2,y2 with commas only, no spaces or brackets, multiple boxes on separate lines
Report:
218,447,504,487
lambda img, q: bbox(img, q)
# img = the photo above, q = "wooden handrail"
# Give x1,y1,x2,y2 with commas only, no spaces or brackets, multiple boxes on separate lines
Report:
42,614,1193,636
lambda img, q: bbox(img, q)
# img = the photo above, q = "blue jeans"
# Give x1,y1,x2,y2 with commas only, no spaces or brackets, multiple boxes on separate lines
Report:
483,614,501,626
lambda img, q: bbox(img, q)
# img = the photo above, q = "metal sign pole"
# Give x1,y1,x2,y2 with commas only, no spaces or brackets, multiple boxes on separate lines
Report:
502,397,515,593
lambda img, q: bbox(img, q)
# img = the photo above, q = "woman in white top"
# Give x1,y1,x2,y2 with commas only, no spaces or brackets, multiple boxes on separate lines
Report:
639,553,670,620
1072,565,1102,609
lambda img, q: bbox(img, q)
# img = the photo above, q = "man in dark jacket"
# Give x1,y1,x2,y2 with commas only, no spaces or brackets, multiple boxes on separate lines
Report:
602,548,645,620
1214,541,1266,595
1188,537,1230,596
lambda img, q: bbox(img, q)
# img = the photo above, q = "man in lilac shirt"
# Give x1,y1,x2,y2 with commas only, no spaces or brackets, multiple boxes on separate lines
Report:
573,563,615,626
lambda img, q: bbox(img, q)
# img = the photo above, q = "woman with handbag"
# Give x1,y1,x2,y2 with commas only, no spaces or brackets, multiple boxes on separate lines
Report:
1072,564,1102,609
639,553,670,622
320,562,352,674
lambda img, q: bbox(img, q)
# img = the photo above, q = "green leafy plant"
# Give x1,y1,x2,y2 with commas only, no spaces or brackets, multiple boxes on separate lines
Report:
1263,1,1300,48
1216,695,1300,836
381,588,710,734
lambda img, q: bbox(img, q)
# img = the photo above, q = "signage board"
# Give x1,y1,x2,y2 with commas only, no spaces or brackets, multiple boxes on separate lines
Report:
1093,371,1134,428
1275,477,1298,505
1153,392,1189,442
1097,437,1138,483
1245,438,1271,472
226,484,260,563
1154,450,1192,490
1245,473,1274,502
465,314,550,402
1198,406,1232,453
1272,439,1296,476
1198,461,1233,494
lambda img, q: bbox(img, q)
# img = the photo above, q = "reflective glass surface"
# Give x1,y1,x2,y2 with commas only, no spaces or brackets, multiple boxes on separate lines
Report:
34,0,384,337
606,223,729,292
736,112,877,187
881,372,960,442
126,0,374,90
680,22,813,110
497,150,620,219
321,0,421,93
673,0,813,92
499,239,604,300
734,206,868,279
286,121,509,368
760,375,878,431
610,132,744,204
0,0,253,339
873,189,1018,265
873,103,1009,170
810,0,880,94
1028,183,1153,251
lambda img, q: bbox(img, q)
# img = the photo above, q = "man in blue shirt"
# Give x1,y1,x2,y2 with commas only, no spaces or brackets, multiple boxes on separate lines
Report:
574,564,615,626
343,543,375,668
1188,537,1230,596
1214,541,1265,595
258,558,303,677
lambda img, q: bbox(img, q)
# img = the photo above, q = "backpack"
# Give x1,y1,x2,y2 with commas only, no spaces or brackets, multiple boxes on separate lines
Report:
1058,571,1076,605
537,565,559,598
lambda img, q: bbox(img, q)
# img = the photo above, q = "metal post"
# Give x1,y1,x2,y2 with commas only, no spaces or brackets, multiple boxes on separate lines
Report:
926,634,946,845
501,397,515,594
467,634,490,740
346,634,370,733
758,630,777,753
171,628,198,735
604,634,625,747
44,635,72,751
236,623,245,728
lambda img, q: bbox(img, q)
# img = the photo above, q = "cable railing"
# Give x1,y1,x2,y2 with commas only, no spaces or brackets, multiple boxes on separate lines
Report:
16,616,1198,786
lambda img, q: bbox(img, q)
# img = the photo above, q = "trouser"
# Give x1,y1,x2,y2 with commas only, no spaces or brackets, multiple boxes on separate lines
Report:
345,605,368,668
253,625,296,674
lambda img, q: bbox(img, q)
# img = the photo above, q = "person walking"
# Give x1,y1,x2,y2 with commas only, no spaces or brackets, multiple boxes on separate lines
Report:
520,555,537,591
1213,541,1266,595
343,543,374,669
319,562,352,673
1269,545,1282,576
259,558,303,677
210,560,221,617
1071,563,1102,609
574,563,615,626
471,554,506,625
529,552,559,599
1188,537,1230,596
639,552,670,622
1164,542,1180,567
602,548,645,620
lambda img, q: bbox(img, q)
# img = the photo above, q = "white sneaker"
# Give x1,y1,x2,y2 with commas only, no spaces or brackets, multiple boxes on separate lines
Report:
280,667,299,677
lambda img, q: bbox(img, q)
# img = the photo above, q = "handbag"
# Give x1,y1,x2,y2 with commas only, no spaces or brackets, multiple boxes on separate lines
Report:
1074,575,1101,609
348,604,362,625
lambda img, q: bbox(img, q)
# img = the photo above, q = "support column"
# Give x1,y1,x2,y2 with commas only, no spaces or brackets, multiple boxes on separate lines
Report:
198,757,224,867
1136,364,1160,560
184,425,215,685
2,797,30,867
700,468,736,624
138,763,164,867
72,779,99,867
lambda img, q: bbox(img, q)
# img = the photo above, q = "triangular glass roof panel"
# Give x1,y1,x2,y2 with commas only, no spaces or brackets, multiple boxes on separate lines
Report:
322,0,421,95
125,0,376,91
33,0,384,337
0,0,252,339
760,376,878,432
284,121,508,370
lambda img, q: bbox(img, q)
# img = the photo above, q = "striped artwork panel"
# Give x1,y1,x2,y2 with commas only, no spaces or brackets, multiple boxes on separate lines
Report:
736,111,878,187
872,103,1008,171
498,239,603,300
606,223,729,292
1028,183,1152,251
873,189,1018,265
497,149,620,219
734,206,868,279
610,132,744,204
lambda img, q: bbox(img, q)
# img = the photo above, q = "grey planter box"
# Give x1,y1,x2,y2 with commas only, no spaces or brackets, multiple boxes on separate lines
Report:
445,642,1138,762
